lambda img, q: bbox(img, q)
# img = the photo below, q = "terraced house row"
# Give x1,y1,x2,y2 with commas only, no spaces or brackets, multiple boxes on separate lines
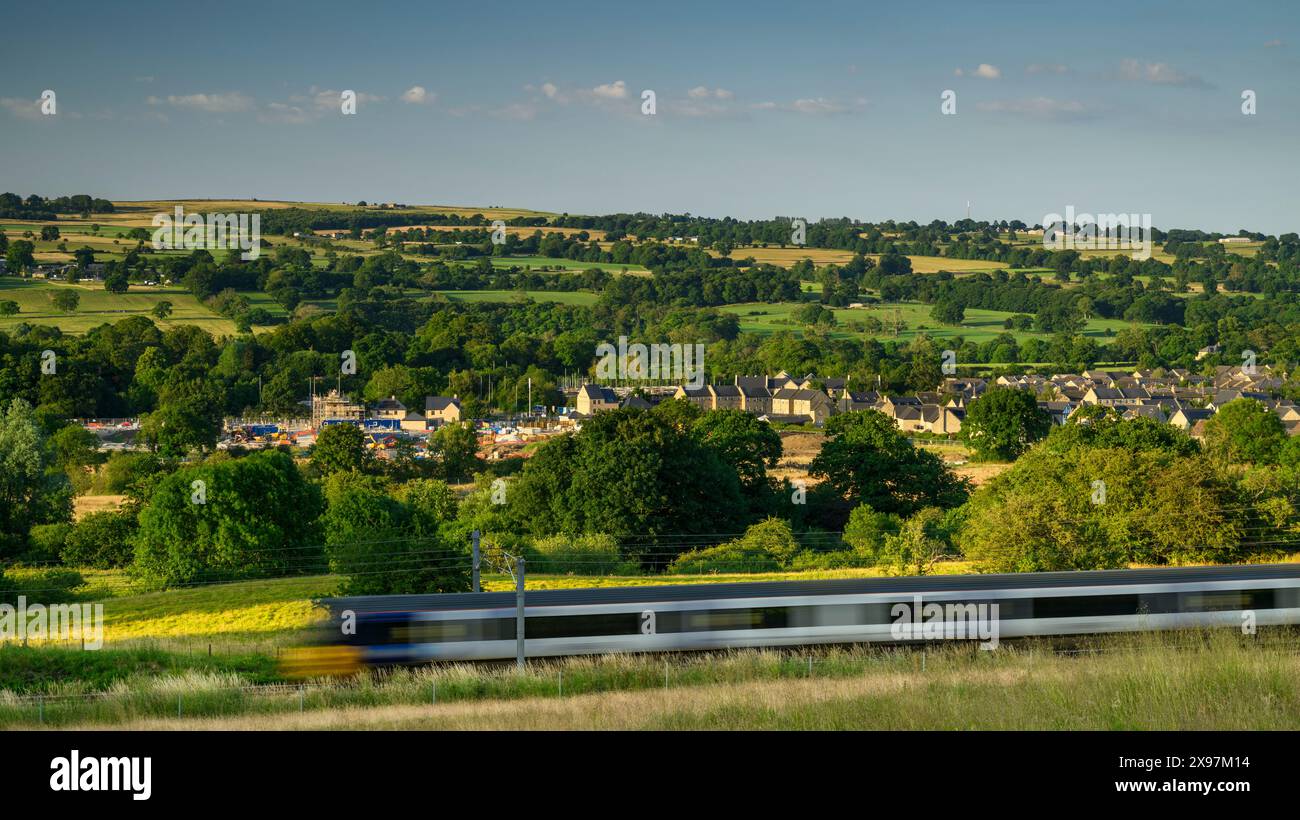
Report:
575,363,1299,439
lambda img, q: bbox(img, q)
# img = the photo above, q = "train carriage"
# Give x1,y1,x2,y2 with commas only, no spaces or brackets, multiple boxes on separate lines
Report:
295,564,1300,672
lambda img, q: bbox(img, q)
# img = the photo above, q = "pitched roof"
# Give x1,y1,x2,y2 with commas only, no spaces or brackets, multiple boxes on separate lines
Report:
425,395,462,411
841,390,879,404
1171,407,1213,422
579,384,619,403
884,394,923,406
1122,405,1167,422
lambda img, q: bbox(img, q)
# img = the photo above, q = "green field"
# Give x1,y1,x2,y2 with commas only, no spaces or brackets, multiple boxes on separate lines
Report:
0,279,253,335
268,232,652,275
1,223,138,238
97,574,340,643
484,255,648,275
723,300,1145,345
876,254,1010,274
0,278,609,335
433,289,599,306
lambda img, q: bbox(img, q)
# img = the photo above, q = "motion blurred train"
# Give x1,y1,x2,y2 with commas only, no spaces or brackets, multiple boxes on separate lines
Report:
284,564,1300,675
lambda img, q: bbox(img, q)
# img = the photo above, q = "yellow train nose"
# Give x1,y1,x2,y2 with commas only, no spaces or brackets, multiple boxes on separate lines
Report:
279,645,363,678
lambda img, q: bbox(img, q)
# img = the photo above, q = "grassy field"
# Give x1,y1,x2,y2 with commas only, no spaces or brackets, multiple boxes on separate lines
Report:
433,289,599,306
2,199,557,264
482,255,649,275
880,254,1010,273
9,205,1263,275
10,628,1300,729
711,246,858,265
0,278,601,335
387,224,607,240
9,230,195,265
111,199,553,225
1002,236,1185,264
97,575,341,643
707,247,1012,273
0,279,291,335
722,299,1144,345
0,278,252,335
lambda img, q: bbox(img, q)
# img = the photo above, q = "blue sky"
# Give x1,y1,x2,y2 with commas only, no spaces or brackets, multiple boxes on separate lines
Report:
2,0,1297,233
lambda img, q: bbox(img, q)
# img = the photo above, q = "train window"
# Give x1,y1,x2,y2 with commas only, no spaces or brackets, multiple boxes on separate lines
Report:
803,603,885,627
525,612,643,640
366,616,515,645
1030,588,1284,620
681,607,790,632
1030,594,1142,619
1137,593,1181,615
1179,589,1276,612
390,621,469,644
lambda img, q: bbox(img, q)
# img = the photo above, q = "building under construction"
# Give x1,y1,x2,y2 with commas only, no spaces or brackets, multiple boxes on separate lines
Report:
311,389,365,428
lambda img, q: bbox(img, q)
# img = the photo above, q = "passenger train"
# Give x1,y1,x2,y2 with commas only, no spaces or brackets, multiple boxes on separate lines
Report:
288,563,1300,674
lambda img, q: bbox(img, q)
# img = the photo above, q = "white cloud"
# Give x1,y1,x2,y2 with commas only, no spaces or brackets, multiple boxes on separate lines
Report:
259,102,311,124
152,92,254,113
1116,59,1210,88
791,97,845,114
747,97,864,115
688,85,733,100
955,63,1001,79
590,80,628,100
521,81,569,104
305,88,384,111
1264,39,1284,48
402,85,435,104
0,96,45,120
141,87,388,124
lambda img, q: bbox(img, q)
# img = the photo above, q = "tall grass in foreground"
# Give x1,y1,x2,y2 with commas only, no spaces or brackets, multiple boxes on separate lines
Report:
6,628,1300,729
